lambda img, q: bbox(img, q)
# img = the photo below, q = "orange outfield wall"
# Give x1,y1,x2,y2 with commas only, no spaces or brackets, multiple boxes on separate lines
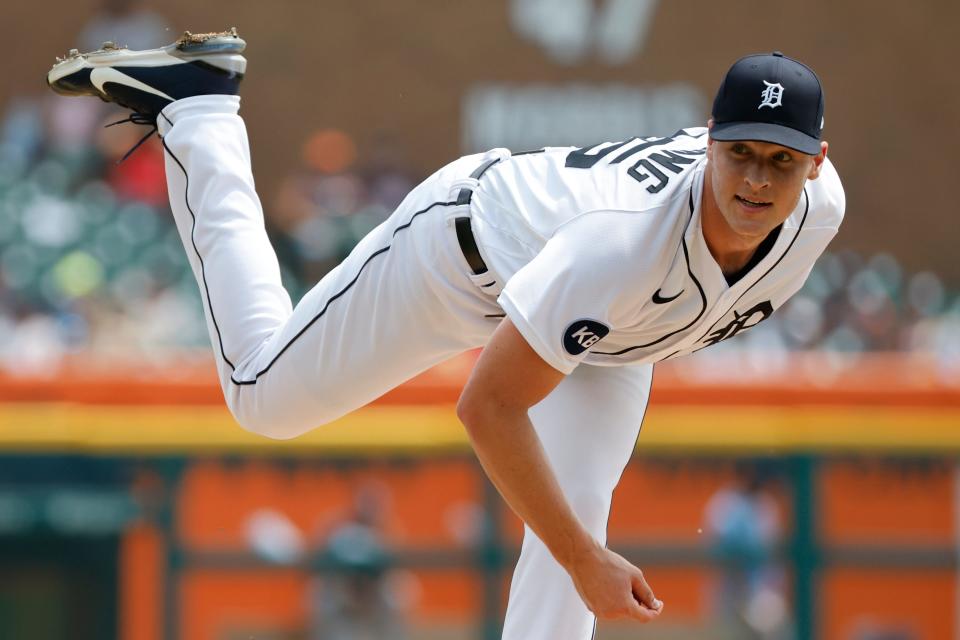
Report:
0,351,957,409
2,352,959,639
123,457,954,639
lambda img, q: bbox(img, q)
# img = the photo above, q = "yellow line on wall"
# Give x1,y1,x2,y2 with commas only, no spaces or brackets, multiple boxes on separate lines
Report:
0,403,958,454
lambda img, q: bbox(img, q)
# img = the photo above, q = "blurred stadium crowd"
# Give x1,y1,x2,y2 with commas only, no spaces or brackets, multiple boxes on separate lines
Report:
1,2,958,380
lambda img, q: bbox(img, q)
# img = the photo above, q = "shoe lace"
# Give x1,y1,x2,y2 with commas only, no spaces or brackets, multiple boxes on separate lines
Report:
104,112,158,163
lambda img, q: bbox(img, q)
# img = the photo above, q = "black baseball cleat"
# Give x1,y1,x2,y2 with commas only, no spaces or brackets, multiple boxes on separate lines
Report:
47,28,246,152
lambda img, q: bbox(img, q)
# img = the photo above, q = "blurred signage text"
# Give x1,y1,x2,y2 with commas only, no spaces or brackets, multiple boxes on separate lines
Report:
462,83,706,152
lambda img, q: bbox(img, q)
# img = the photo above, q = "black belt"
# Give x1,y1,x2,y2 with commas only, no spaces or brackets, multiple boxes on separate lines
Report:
454,157,502,275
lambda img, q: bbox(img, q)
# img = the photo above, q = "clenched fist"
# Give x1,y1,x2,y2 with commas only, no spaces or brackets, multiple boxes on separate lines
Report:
564,543,664,623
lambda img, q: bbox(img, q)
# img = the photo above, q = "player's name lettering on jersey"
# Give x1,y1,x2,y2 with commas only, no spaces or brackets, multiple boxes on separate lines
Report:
565,129,706,193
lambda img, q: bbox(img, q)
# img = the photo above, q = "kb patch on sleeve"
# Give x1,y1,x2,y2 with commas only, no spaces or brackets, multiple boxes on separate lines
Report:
562,319,610,355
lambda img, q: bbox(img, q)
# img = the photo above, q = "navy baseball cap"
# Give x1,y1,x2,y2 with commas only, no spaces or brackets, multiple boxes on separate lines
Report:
710,51,825,155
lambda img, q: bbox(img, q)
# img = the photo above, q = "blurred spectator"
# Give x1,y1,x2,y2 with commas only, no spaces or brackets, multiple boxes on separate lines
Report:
358,131,417,213
42,92,105,172
272,128,406,284
310,484,409,640
96,114,167,206
273,128,366,281
704,464,790,640
1,97,45,169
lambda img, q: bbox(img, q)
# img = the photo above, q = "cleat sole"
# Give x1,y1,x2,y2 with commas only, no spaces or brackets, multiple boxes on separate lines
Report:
47,29,245,96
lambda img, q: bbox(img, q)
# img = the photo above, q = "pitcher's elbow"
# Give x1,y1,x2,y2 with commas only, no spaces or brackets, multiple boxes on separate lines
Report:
456,391,486,435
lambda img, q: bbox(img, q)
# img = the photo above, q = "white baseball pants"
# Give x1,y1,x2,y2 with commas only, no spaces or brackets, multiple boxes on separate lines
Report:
158,95,653,640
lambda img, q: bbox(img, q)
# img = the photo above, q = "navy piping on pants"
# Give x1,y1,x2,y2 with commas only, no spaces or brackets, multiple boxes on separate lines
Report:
162,134,490,387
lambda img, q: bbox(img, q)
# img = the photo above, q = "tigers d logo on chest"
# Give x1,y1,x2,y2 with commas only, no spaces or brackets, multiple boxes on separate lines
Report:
701,300,774,347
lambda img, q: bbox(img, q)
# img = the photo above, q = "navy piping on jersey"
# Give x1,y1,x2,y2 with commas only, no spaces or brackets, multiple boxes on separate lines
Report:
234,201,457,385
688,186,810,351
161,134,459,386
591,187,707,356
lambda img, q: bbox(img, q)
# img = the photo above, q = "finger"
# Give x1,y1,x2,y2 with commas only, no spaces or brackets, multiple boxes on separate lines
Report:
642,598,664,614
630,573,660,611
626,598,660,622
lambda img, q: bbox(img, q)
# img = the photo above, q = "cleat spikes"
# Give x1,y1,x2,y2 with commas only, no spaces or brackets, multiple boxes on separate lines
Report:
53,48,82,67
175,28,241,48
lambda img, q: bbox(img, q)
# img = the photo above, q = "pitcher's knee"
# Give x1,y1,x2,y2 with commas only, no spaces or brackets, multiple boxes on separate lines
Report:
225,394,324,441
234,408,312,440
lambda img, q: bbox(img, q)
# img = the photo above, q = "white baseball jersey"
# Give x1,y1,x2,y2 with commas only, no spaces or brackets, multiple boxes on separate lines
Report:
470,127,845,374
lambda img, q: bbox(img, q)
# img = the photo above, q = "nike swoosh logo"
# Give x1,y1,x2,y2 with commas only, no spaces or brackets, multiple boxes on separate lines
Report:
652,288,684,304
90,67,175,101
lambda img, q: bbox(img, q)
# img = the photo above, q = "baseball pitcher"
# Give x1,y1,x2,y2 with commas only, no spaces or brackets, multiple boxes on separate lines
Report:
48,30,843,639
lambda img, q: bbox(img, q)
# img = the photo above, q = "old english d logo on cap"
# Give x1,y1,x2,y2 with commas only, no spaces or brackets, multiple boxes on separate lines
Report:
759,81,784,109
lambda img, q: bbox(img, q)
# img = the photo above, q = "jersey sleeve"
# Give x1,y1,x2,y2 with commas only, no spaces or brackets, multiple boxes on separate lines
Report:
498,211,662,374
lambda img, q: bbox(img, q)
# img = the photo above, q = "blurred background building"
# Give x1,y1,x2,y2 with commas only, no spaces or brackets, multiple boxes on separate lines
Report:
1,1,958,639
